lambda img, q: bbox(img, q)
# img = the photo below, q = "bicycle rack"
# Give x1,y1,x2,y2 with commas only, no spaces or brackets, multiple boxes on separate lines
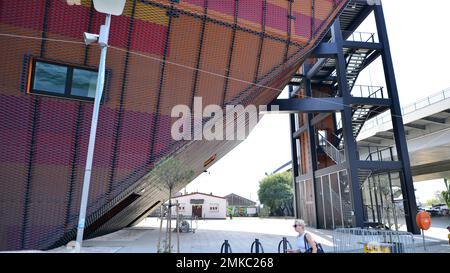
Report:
220,240,233,253
250,238,264,253
278,237,292,253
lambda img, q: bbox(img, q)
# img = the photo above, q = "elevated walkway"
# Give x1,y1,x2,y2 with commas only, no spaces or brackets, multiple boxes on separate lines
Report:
358,88,450,181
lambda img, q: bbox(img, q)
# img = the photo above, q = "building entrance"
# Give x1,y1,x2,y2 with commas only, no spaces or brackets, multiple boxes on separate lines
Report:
192,205,203,218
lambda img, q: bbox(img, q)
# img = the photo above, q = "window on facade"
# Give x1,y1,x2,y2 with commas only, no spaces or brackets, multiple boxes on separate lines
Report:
29,58,99,101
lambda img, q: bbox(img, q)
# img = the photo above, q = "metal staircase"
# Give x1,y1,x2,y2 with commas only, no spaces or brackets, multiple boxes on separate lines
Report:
351,106,372,138
335,86,388,149
346,49,370,92
358,169,372,188
318,131,345,164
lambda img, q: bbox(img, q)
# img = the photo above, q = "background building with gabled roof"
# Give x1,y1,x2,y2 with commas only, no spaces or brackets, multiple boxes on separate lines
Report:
225,193,259,217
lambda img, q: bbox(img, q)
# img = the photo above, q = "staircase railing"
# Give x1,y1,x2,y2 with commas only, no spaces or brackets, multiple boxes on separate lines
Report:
336,85,387,144
351,85,386,99
358,145,396,161
343,31,377,43
330,130,344,150
318,131,346,164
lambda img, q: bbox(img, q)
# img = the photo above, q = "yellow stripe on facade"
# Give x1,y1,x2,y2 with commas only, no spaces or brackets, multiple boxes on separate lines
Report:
79,0,168,26
133,2,168,26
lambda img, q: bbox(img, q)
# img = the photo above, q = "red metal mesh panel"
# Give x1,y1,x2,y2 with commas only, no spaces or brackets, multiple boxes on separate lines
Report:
0,0,349,250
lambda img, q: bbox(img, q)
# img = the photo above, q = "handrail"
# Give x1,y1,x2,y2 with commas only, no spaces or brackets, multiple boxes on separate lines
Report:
360,87,450,133
358,145,395,162
351,85,385,99
336,86,385,134
318,131,346,164
342,31,377,43
329,130,344,149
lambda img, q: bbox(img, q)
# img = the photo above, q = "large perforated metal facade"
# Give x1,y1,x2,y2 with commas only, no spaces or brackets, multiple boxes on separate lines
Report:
0,0,348,250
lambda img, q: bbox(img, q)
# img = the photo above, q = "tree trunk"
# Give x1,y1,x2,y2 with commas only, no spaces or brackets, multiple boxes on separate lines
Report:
168,187,172,253
157,205,164,252
176,200,180,253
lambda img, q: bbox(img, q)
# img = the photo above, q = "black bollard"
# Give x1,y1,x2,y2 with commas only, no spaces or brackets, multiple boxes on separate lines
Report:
251,238,264,253
278,237,292,253
220,240,232,253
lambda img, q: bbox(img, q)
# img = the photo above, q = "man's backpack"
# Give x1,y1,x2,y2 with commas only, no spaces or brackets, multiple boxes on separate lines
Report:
303,233,325,253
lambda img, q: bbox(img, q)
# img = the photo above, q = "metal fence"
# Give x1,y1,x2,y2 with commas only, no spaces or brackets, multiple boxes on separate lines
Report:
333,228,416,253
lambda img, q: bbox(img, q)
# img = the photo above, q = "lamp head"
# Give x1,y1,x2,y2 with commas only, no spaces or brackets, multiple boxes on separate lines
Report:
93,0,126,16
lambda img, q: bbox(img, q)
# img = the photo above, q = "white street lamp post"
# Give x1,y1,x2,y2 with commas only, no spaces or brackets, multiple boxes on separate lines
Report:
74,0,126,253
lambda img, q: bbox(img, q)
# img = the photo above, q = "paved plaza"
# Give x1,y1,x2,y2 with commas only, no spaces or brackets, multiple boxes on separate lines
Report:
39,217,450,253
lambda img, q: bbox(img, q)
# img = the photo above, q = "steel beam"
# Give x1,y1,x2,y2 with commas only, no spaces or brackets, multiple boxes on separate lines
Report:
306,58,327,79
314,163,349,178
310,43,338,58
267,98,344,113
304,63,319,228
356,161,403,172
289,85,300,218
312,76,338,82
288,82,303,87
348,97,391,106
332,19,365,228
342,41,382,51
374,4,419,234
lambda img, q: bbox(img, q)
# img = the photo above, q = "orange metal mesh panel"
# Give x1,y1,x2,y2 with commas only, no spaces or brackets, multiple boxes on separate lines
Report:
0,0,349,250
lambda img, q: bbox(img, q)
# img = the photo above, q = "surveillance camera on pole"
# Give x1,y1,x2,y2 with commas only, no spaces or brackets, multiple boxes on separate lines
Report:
83,32,99,45
75,0,126,253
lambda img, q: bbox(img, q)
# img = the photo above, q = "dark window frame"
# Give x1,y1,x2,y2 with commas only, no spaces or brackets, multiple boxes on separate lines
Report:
27,57,104,102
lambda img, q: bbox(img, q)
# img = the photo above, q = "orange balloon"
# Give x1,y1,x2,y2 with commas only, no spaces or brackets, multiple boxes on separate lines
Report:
416,211,431,230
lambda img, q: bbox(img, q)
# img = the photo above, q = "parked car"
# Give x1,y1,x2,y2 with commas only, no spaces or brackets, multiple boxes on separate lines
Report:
424,206,440,217
432,204,449,216
417,204,449,216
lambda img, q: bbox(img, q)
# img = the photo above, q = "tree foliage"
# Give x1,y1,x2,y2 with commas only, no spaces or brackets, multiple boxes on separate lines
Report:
441,178,450,207
152,157,195,191
257,171,294,216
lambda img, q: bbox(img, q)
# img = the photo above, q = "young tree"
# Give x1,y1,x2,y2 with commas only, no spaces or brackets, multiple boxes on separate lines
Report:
152,157,194,253
257,171,294,216
441,178,450,208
